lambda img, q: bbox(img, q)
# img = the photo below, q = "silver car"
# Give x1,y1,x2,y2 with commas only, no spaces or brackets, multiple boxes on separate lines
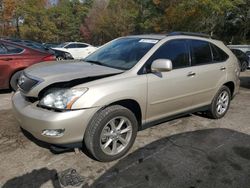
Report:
12,32,240,161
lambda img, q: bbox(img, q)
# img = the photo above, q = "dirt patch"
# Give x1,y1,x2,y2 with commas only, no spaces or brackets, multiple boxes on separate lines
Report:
0,110,27,153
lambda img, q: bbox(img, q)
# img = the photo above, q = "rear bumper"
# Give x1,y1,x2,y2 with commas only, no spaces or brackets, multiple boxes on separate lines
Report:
12,91,99,144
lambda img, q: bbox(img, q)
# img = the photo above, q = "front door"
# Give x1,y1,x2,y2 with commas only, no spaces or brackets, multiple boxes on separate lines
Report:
146,39,198,122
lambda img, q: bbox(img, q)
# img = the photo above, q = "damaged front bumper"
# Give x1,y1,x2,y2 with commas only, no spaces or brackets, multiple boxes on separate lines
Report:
12,91,99,145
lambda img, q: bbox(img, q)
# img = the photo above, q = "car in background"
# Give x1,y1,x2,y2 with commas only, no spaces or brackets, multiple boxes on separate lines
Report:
4,38,53,53
4,38,74,61
230,49,249,72
246,51,250,68
52,42,97,59
0,39,55,90
228,45,250,69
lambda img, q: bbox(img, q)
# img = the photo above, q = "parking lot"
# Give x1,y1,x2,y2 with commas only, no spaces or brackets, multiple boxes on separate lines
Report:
0,71,249,188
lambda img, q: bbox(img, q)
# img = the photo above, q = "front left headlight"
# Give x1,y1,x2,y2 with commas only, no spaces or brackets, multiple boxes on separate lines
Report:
39,88,88,110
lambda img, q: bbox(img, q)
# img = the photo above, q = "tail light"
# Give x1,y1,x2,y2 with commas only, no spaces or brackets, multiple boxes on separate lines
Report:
43,55,56,61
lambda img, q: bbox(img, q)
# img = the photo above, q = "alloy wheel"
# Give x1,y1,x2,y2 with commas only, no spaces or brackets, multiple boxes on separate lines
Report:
100,116,132,156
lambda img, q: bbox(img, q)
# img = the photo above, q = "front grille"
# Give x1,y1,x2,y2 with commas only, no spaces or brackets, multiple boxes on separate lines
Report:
18,73,39,93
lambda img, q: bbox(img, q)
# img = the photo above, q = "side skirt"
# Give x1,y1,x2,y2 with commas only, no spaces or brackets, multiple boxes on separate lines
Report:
140,105,210,130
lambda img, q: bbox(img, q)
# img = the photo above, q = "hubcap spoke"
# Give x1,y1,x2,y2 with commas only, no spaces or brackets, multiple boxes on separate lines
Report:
112,140,118,154
103,138,113,149
110,120,116,131
116,119,125,130
120,127,131,134
103,132,113,137
118,136,127,146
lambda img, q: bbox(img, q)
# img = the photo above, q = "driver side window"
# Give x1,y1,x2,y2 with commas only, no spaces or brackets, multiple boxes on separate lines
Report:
147,39,190,70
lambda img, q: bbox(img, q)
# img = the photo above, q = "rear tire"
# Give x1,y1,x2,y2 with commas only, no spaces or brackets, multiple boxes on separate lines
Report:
84,105,138,162
207,86,231,119
10,70,23,91
241,61,248,72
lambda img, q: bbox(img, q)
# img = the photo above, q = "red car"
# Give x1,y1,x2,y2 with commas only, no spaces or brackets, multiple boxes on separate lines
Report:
0,40,55,90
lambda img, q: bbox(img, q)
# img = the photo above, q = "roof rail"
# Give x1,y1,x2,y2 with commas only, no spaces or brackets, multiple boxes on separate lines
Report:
167,32,212,39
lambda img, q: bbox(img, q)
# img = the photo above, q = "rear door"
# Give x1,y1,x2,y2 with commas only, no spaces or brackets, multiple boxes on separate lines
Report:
187,39,228,107
75,43,90,59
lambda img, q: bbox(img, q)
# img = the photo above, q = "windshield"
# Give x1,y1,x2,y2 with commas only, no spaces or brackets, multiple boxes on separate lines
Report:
84,38,158,70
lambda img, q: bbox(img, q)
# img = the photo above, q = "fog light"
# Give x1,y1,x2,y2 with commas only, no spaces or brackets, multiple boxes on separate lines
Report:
42,129,65,137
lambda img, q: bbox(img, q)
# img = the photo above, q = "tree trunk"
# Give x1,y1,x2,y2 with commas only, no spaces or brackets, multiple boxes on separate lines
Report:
15,17,20,37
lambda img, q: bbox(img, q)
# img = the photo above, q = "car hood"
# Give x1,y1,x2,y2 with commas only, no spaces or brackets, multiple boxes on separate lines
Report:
23,60,123,97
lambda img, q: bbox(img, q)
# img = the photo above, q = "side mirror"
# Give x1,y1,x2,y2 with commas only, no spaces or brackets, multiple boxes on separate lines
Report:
151,59,173,72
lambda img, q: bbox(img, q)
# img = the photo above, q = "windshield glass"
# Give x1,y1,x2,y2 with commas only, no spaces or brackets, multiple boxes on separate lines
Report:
84,38,158,70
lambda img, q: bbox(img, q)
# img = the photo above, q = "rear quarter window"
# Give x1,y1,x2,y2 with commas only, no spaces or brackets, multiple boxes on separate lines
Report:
211,44,229,62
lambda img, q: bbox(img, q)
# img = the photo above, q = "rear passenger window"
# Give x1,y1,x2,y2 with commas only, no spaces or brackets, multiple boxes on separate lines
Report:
211,44,228,62
66,44,77,48
77,44,88,48
0,44,7,54
190,40,212,65
4,44,23,54
148,40,189,69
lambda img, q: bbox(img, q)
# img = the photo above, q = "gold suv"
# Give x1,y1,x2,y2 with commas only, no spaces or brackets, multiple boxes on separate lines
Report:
12,32,240,161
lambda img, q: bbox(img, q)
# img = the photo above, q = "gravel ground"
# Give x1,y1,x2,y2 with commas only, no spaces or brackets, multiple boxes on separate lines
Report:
0,71,249,188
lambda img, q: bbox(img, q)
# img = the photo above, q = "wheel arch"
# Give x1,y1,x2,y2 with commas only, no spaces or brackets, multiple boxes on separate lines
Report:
9,68,25,89
223,81,235,98
108,99,142,129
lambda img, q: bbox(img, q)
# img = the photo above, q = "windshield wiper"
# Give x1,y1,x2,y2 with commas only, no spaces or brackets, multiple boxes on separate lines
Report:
84,60,104,66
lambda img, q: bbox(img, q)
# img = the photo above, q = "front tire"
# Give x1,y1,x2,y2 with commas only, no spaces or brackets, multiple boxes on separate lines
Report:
84,105,138,162
56,56,64,61
10,70,23,91
207,86,231,119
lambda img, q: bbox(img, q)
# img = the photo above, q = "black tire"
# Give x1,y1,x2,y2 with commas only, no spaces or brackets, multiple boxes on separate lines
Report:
207,86,231,119
84,105,138,162
241,61,248,72
10,70,23,91
56,56,64,61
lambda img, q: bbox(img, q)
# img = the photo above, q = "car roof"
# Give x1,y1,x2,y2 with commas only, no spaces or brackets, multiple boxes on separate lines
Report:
127,34,166,40
0,39,49,54
126,32,217,41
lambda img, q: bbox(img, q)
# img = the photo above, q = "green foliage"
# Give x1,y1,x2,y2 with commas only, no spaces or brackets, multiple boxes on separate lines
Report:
0,0,93,42
0,0,249,44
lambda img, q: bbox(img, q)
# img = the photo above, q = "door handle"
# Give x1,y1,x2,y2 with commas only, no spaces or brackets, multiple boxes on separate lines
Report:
220,67,226,71
187,72,196,77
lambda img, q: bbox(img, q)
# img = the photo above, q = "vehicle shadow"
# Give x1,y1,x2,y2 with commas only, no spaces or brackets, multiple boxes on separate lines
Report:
0,89,12,94
240,76,250,89
2,168,61,188
91,128,250,188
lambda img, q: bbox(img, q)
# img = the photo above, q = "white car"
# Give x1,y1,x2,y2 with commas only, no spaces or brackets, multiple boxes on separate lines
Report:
52,42,97,59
